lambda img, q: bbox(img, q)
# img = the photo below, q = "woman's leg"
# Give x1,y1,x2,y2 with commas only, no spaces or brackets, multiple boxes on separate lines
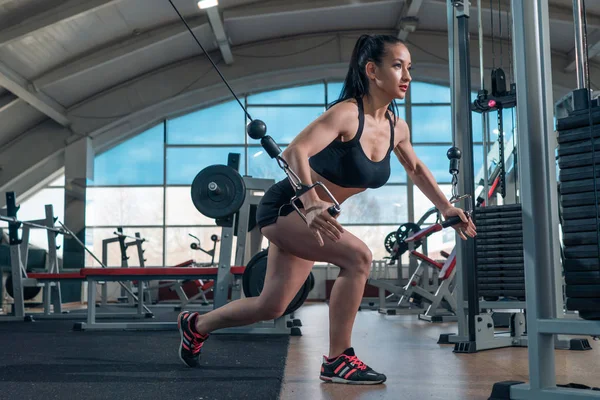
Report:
265,212,372,359
194,243,314,334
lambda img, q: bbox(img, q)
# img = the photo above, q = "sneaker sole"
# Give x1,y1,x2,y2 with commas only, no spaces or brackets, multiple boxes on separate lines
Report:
319,375,386,385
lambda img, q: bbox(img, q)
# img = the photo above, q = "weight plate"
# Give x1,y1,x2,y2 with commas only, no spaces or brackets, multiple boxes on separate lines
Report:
476,231,523,239
478,264,524,270
565,285,600,298
477,252,524,259
561,205,600,220
560,178,600,195
191,165,246,219
563,245,600,259
475,204,522,213
557,138,600,156
395,223,421,243
476,243,524,251
479,283,526,290
473,237,523,245
477,224,523,233
384,231,397,254
556,122,600,143
563,232,600,246
563,258,600,271
566,297,600,311
478,277,525,283
242,248,310,315
308,272,315,292
475,217,523,226
558,152,600,169
5,276,41,301
478,270,524,277
478,257,524,264
560,192,600,208
475,211,522,220
479,290,526,297
565,271,600,285
559,165,600,183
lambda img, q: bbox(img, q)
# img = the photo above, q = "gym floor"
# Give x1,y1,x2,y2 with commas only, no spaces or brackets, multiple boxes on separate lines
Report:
280,303,600,400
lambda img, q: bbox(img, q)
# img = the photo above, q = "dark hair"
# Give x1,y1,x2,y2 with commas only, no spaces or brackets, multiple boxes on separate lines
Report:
329,34,405,122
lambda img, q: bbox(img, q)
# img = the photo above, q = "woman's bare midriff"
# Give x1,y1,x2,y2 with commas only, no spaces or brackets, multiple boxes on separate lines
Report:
309,169,365,206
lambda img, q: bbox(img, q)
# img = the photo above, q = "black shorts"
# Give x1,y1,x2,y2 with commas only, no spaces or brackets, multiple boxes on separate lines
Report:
256,178,304,230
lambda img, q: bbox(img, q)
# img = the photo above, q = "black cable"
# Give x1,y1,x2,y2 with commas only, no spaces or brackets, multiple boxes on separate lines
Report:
498,0,502,69
167,0,252,121
490,0,495,69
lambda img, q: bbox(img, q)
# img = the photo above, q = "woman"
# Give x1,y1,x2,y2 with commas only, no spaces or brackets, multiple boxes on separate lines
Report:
177,34,477,384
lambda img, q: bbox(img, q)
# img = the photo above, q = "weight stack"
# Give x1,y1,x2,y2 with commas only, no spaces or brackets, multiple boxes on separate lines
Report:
475,204,525,301
556,106,600,321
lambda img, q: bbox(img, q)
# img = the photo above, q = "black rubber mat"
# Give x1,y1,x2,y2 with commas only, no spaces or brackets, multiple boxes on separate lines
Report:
0,318,289,400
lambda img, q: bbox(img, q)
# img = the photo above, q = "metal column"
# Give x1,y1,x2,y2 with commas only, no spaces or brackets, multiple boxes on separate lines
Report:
572,0,589,90
449,0,479,350
508,1,600,399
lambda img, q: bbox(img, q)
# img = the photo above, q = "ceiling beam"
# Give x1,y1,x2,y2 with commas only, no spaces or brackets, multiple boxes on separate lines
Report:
0,62,70,126
396,0,425,41
33,16,209,89
427,0,600,29
564,29,600,72
0,0,122,48
224,0,397,19
206,8,233,65
0,93,18,113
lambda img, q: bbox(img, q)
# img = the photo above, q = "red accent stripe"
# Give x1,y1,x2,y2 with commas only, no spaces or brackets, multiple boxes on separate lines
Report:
183,331,193,341
344,368,357,379
334,362,346,374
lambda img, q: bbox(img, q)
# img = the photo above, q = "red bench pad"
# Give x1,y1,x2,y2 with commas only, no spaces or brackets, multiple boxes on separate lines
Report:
28,272,84,280
439,249,457,280
230,266,246,275
410,251,443,269
173,259,195,268
406,224,442,242
81,267,218,277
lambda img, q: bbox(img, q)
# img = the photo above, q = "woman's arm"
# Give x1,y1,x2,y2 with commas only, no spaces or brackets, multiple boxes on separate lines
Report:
281,101,356,208
392,119,453,213
393,119,476,239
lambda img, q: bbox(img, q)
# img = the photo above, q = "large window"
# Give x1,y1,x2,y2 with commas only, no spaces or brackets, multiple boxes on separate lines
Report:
76,80,494,265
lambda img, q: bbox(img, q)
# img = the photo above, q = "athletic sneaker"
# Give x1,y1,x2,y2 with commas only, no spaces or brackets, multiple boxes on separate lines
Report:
177,311,209,367
319,347,387,384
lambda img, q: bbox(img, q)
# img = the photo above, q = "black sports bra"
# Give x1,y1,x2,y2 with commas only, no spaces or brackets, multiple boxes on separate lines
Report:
309,97,395,189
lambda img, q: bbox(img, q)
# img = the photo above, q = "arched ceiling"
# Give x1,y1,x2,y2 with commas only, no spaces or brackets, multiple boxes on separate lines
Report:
0,0,598,203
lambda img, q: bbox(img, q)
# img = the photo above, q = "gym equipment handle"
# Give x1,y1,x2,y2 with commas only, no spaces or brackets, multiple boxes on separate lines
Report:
441,216,464,228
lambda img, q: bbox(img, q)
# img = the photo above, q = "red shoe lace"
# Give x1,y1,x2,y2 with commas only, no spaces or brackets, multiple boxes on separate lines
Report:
343,355,368,370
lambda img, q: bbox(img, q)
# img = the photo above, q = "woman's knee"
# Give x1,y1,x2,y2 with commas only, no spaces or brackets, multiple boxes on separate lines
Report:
255,297,288,321
342,244,372,276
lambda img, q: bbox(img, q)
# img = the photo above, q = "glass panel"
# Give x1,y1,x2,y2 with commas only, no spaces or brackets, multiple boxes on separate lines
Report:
410,81,451,104
247,146,288,181
48,174,65,187
473,145,484,178
166,187,216,226
389,155,408,183
471,112,483,143
86,187,164,226
92,124,164,186
413,146,454,182
166,147,246,185
85,227,163,267
327,82,343,103
411,106,451,143
0,188,65,254
167,101,245,144
412,184,453,224
246,106,324,144
247,83,324,104
488,109,517,144
338,186,407,224
165,227,235,267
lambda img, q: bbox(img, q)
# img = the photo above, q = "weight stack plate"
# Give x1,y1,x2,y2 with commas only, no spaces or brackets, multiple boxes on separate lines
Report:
557,111,600,320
